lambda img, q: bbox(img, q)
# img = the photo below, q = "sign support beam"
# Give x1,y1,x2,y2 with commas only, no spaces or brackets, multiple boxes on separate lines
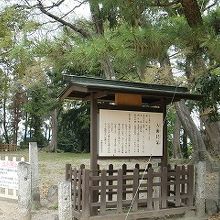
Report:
90,93,98,171
161,99,168,167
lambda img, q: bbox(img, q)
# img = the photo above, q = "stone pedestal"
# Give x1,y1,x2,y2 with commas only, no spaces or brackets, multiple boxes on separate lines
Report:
58,181,72,220
18,162,31,220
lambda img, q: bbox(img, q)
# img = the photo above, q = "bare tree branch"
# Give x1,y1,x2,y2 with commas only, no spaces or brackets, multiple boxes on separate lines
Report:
203,0,218,12
36,0,91,38
58,0,88,20
46,0,65,10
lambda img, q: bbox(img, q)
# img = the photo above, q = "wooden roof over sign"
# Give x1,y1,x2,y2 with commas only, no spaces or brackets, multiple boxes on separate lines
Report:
59,74,202,105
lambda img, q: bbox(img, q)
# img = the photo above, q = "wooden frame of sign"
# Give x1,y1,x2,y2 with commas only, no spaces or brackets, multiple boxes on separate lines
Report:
89,92,167,165
60,75,203,170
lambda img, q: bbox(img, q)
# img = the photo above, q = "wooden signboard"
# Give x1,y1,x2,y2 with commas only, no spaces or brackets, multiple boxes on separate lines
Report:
98,109,163,157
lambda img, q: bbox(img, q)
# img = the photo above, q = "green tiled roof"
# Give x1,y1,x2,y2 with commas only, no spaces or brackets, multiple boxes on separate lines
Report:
60,74,202,104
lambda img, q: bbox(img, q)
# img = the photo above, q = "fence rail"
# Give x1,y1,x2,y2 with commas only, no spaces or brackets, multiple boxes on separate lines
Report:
66,163,194,219
0,144,17,152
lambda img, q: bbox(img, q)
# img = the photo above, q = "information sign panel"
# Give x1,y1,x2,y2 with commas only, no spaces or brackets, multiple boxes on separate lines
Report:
99,109,163,157
0,160,19,190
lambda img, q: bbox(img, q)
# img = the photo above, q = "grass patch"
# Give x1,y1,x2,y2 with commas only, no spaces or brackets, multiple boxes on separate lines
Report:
0,149,90,163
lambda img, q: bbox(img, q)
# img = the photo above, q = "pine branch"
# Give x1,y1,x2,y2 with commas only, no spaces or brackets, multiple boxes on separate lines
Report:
36,0,91,38
150,0,181,7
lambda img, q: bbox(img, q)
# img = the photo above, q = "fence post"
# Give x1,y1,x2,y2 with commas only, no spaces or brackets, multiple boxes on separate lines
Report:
195,161,206,217
108,164,113,201
29,142,40,208
218,164,220,211
58,181,72,220
65,164,72,181
18,162,31,220
82,169,91,218
122,164,127,200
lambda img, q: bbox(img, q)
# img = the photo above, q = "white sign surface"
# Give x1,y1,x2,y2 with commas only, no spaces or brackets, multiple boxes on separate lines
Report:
99,109,163,157
0,160,19,190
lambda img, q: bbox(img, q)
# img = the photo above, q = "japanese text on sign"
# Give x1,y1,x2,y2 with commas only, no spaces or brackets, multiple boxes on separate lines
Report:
99,109,163,157
0,160,19,190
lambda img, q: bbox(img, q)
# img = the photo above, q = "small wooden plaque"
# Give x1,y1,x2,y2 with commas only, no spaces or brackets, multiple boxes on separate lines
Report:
115,93,142,107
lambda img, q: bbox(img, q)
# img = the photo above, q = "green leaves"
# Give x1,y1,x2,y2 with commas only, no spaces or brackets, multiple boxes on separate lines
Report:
196,70,220,120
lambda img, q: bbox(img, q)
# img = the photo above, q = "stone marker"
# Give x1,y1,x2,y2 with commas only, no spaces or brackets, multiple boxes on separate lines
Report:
29,142,41,208
195,161,206,217
58,181,72,220
18,162,31,220
46,185,58,209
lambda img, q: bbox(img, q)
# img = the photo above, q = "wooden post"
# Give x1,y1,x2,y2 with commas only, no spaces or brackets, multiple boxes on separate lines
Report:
161,99,168,167
161,167,168,208
187,165,194,206
90,93,99,215
65,164,72,181
122,164,127,200
90,93,98,171
72,168,77,210
82,169,90,218
132,168,139,211
100,170,107,214
77,169,82,212
175,166,181,207
108,164,113,201
117,169,123,213
147,167,153,210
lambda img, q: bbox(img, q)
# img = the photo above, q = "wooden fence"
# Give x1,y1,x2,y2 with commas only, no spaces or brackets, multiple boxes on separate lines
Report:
66,164,195,220
0,156,25,200
0,144,17,152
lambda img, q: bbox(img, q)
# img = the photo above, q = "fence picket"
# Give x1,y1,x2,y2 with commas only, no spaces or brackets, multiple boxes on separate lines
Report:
132,168,139,211
187,165,194,206
100,170,107,214
175,166,181,207
108,164,113,201
77,169,82,211
69,164,195,218
117,169,123,213
161,167,168,208
72,168,77,210
82,169,90,218
147,167,153,210
122,164,127,200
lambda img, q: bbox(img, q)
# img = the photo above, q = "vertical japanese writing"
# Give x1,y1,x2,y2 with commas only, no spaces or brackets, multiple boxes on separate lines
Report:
99,109,163,157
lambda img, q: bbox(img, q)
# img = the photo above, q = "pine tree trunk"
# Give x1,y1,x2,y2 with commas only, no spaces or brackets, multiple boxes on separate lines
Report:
12,106,19,145
24,112,28,142
3,96,9,144
49,109,58,152
182,130,188,157
89,0,115,79
181,0,203,28
175,100,214,166
172,116,183,159
200,114,220,156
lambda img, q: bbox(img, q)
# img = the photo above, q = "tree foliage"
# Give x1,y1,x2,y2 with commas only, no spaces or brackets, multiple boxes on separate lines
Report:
0,0,219,158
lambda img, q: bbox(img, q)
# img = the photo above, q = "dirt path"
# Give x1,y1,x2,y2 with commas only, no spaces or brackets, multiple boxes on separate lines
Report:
0,200,58,220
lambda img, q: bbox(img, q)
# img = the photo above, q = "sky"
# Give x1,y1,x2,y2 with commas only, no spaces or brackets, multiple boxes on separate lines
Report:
2,0,91,39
